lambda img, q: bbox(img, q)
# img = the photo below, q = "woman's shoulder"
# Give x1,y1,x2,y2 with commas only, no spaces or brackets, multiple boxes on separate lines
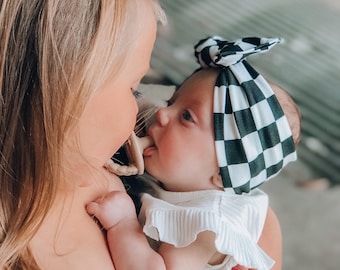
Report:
29,189,116,270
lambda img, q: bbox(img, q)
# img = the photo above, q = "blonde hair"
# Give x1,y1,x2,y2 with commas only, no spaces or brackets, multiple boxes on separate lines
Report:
0,0,165,268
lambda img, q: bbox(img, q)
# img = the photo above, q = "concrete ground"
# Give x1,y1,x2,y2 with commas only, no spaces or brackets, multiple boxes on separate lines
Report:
261,160,339,270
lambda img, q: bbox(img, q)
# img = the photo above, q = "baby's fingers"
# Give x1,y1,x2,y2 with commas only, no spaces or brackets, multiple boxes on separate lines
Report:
86,191,137,230
86,201,100,216
86,201,114,230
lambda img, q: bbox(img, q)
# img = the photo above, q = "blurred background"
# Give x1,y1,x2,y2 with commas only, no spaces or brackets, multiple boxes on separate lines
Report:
144,0,340,269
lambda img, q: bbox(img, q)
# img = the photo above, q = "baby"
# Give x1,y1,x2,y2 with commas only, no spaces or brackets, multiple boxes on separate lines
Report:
87,36,301,270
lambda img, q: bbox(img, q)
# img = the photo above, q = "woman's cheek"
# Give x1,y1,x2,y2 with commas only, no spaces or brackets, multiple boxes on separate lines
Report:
110,96,138,151
78,88,138,163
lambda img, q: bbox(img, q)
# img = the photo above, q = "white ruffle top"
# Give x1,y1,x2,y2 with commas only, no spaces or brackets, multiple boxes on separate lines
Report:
139,188,275,270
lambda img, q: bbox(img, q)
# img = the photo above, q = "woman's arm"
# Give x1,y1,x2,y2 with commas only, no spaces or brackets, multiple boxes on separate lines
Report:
257,207,282,270
227,207,282,270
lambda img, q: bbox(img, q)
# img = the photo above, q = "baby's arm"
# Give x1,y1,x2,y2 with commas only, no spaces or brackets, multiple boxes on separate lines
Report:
87,191,221,270
86,191,165,270
157,231,220,270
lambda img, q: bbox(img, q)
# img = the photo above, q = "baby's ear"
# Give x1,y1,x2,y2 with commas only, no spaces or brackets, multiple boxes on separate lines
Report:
211,171,224,190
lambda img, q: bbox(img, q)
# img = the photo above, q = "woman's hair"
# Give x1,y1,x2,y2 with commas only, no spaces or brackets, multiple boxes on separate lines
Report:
0,0,165,268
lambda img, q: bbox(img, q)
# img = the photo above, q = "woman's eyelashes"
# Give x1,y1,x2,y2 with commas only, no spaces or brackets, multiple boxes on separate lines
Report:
167,98,174,106
132,90,142,99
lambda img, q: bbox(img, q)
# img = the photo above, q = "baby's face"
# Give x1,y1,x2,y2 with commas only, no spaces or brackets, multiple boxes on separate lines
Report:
143,69,222,192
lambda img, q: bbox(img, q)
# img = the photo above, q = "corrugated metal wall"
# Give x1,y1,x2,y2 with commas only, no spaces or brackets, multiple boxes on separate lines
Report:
150,0,340,184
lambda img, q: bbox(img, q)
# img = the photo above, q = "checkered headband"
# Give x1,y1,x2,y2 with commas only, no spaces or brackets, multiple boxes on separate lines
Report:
194,36,297,194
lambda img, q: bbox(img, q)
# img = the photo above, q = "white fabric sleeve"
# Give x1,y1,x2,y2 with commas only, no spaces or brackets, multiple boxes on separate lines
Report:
139,189,275,270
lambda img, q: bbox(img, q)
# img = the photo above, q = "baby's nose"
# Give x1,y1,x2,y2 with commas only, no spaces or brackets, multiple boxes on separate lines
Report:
155,107,169,126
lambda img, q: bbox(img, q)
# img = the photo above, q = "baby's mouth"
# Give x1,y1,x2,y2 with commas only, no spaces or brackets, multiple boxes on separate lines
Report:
143,144,157,157
105,132,154,176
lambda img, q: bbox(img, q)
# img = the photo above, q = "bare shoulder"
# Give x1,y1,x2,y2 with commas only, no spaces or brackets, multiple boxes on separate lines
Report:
29,203,115,269
66,233,115,270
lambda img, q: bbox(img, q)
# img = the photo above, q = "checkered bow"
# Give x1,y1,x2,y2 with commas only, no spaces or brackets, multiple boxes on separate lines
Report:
194,36,297,194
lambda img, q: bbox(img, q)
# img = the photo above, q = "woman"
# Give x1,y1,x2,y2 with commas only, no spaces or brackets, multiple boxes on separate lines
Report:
0,0,165,269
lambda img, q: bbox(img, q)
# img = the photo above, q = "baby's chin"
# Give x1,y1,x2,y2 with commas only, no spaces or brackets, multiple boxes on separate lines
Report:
144,163,164,182
142,157,151,170
144,161,156,177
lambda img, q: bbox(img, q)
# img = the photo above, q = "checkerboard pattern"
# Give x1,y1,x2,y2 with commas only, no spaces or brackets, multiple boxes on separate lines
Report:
195,36,282,69
195,36,297,194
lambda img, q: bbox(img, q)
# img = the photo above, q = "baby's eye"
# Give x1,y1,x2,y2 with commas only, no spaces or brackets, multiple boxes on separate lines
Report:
182,110,194,122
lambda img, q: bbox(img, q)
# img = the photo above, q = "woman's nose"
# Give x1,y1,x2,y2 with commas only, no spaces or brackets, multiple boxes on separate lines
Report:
155,107,170,126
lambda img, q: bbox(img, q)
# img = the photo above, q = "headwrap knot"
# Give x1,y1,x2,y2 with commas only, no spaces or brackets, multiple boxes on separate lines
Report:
195,36,282,68
194,36,296,194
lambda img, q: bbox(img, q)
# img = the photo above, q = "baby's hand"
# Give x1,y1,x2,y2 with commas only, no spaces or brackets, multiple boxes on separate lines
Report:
86,191,137,230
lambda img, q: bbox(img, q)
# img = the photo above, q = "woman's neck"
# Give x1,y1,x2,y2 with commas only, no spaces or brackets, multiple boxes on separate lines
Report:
30,164,124,268
61,157,126,200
